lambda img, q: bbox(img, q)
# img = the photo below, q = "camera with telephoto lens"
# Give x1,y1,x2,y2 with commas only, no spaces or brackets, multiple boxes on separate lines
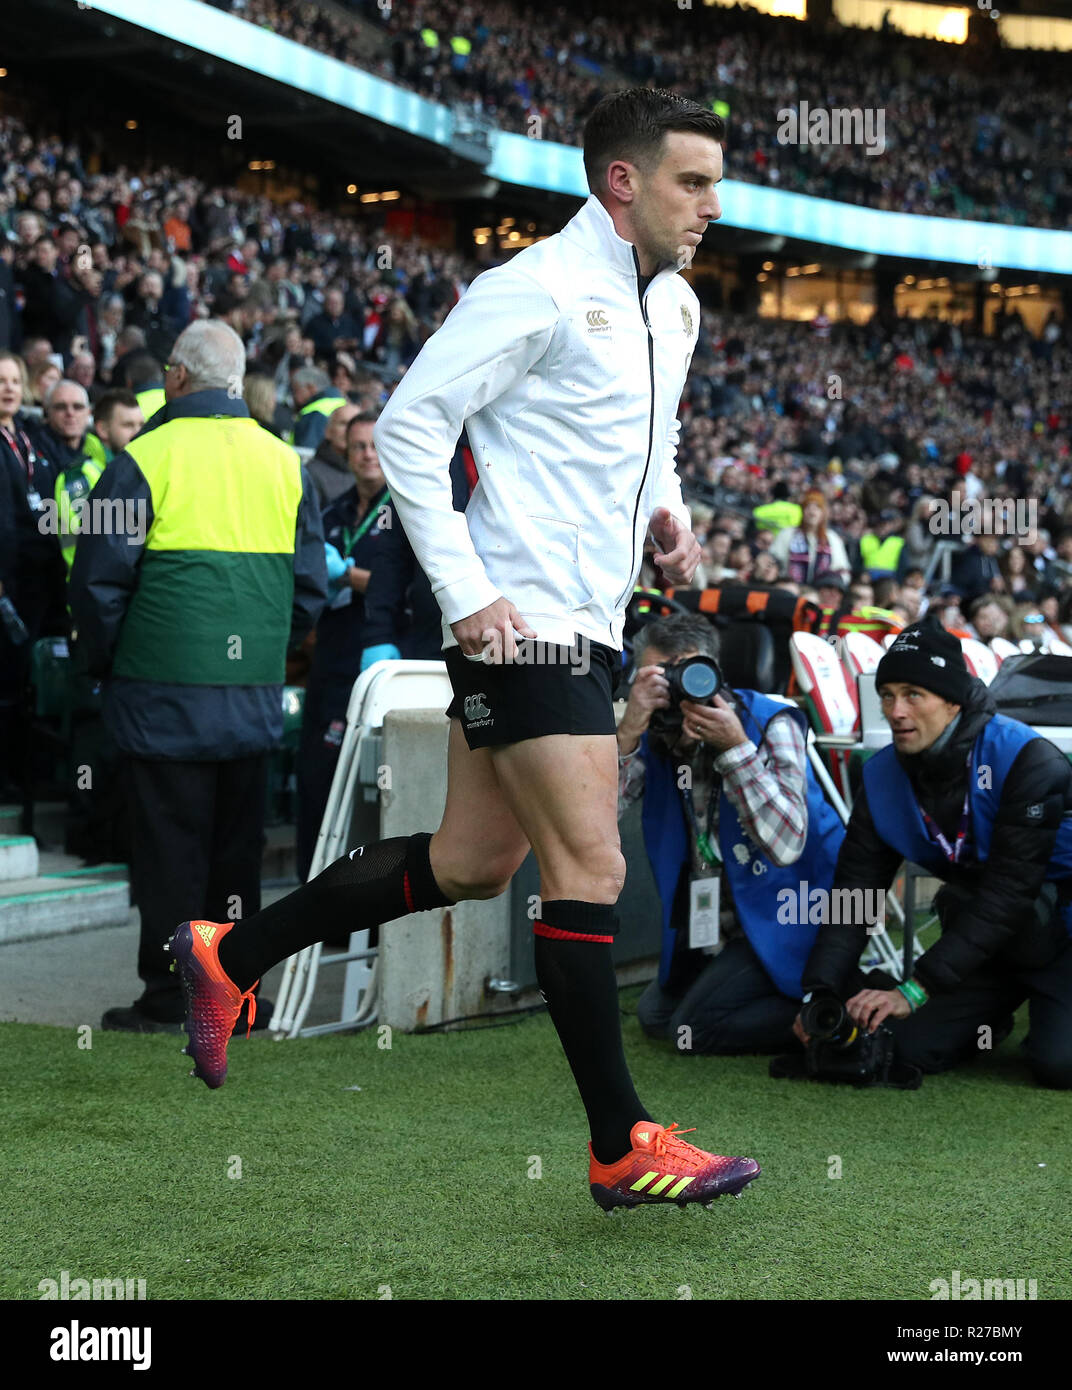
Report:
648,655,723,737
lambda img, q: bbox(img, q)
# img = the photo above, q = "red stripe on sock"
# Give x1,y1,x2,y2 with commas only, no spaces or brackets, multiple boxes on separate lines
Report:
533,922,614,943
403,870,415,913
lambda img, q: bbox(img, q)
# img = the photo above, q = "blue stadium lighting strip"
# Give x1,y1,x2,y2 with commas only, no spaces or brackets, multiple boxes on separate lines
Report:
92,0,1072,275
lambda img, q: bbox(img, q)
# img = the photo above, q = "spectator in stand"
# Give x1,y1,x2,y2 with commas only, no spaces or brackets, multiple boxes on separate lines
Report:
19,234,100,358
29,378,92,473
86,389,144,467
859,509,906,579
308,401,360,507
0,349,66,793
967,595,1011,646
0,243,16,351
951,533,1003,605
999,544,1037,603
242,372,281,436
306,286,361,361
769,488,850,586
752,478,801,534
68,349,99,404
118,350,166,422
289,365,347,450
27,359,62,413
374,294,420,373
127,271,181,362
295,411,389,882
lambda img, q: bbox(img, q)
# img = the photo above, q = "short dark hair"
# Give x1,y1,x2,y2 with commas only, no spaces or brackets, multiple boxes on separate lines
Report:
122,351,162,389
582,88,725,195
346,409,380,430
93,388,139,425
634,614,719,667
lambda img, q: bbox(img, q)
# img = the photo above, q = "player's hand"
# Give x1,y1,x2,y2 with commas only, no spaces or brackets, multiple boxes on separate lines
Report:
845,987,911,1033
680,693,749,752
792,1013,811,1047
650,507,700,585
617,664,670,753
451,597,536,662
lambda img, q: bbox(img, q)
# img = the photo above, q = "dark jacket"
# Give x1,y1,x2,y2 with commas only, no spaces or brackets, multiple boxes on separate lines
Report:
68,390,328,759
0,415,63,597
0,258,17,351
361,440,472,659
312,483,391,683
18,265,94,358
803,679,1072,997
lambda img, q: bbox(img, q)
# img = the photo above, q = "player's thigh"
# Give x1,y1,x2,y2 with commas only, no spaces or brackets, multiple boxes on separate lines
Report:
488,732,624,903
430,717,530,899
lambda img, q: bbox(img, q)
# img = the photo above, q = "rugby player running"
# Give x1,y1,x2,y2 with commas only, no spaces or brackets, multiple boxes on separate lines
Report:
168,88,761,1213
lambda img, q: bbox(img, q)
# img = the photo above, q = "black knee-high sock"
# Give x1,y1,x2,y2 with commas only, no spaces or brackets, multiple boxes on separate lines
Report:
216,833,453,991
534,900,652,1166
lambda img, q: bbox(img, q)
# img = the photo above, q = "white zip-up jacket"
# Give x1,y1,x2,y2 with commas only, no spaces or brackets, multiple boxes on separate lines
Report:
372,193,698,651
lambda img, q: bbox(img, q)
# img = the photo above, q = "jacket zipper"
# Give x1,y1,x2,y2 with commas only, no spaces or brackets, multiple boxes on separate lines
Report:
615,249,656,610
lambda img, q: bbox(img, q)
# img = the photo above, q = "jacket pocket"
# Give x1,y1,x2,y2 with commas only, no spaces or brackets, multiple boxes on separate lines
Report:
525,514,596,607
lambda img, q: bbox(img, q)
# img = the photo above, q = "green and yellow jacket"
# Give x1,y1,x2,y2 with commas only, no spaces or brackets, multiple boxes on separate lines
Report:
68,389,328,759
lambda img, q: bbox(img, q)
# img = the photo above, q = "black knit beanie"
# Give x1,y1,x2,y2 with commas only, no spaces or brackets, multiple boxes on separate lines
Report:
874,615,972,705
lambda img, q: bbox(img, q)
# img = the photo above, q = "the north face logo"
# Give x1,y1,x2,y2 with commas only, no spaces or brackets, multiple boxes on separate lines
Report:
195,923,217,948
464,693,491,721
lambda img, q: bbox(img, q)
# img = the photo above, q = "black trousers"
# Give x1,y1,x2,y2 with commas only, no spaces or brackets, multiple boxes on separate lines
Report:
637,936,801,1056
126,753,267,1015
881,938,1072,1088
295,675,352,883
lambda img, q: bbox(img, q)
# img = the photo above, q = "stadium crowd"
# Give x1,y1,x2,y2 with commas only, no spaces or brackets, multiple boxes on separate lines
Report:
2,104,1071,829
212,0,1072,227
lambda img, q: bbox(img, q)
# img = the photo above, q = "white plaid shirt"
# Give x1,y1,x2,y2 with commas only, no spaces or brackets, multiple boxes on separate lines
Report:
618,711,809,867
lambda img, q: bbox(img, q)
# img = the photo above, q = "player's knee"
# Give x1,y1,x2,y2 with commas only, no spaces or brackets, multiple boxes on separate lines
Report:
444,846,523,901
581,844,626,903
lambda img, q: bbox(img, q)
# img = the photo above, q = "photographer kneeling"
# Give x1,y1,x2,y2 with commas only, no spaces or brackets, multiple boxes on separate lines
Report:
796,616,1072,1088
620,615,846,1054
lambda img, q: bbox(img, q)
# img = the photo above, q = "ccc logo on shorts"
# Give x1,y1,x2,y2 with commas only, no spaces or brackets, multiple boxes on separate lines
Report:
585,309,610,332
464,693,491,721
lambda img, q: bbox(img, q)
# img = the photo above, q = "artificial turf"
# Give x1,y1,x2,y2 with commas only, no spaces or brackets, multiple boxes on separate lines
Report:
2,992,1068,1301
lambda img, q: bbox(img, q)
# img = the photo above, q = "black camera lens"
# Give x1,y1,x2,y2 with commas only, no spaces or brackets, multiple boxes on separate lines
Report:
801,995,859,1050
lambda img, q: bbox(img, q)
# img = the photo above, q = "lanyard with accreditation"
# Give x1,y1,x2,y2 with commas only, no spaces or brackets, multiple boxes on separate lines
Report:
679,760,722,950
340,489,390,559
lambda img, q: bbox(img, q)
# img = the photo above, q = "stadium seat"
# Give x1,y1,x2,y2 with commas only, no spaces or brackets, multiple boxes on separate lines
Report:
789,632,858,796
959,637,999,685
837,630,884,697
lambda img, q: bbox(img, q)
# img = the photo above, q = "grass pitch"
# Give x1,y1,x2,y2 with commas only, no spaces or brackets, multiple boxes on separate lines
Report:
3,993,1068,1301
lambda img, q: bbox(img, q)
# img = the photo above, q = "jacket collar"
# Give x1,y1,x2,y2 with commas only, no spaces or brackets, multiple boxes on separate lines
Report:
562,194,682,287
145,388,251,429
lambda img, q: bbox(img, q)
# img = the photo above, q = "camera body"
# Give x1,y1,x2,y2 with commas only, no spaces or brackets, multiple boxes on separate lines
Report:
648,654,723,737
801,992,896,1085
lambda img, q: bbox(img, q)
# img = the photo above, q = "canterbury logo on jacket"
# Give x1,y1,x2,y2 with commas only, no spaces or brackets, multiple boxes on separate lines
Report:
373,194,699,651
